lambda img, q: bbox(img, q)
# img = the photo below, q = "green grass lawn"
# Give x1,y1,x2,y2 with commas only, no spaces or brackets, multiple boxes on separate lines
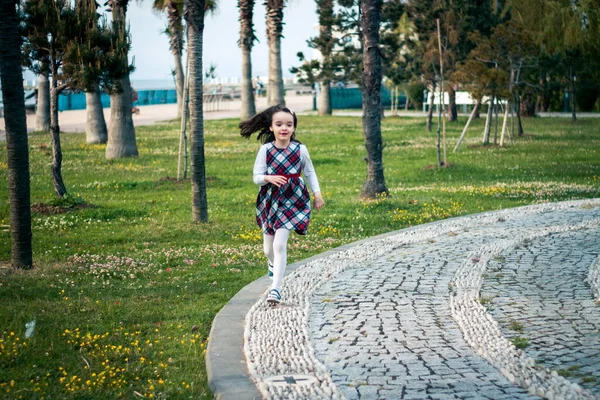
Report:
0,115,599,399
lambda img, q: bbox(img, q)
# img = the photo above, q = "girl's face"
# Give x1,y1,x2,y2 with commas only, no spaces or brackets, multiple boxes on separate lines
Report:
270,111,295,147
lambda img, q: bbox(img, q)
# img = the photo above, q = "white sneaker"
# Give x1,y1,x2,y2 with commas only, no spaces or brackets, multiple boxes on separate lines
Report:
266,288,281,304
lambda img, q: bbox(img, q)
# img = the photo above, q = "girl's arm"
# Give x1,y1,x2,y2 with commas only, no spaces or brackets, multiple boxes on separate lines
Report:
253,145,268,186
253,145,288,187
300,145,321,193
301,145,325,211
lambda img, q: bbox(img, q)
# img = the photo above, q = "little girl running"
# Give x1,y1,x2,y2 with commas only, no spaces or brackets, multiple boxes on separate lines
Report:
240,104,325,304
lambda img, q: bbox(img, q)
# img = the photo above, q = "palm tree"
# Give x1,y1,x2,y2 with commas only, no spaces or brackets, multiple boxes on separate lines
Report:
360,0,388,199
238,0,257,119
184,0,208,222
265,0,285,106
153,0,186,118
80,0,108,144
105,0,138,159
0,0,33,269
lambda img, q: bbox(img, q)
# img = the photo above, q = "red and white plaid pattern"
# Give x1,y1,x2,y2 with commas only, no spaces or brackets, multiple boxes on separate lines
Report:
256,142,311,235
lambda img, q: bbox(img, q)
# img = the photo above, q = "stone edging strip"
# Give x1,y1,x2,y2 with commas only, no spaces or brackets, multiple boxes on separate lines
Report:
450,219,600,399
588,255,600,302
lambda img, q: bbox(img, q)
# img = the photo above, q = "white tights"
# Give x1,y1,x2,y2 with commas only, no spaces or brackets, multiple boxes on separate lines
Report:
263,228,291,292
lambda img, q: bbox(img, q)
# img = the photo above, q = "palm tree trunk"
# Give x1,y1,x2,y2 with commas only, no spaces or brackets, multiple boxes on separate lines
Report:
36,61,51,131
107,1,138,159
107,75,138,158
174,50,185,118
185,0,208,222
266,0,285,106
267,34,284,105
359,0,387,199
239,0,256,120
240,46,256,119
86,87,108,144
0,0,33,269
317,80,331,116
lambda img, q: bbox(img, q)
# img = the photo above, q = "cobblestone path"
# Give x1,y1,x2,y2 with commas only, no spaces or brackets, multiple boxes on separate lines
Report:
483,229,600,396
244,200,600,400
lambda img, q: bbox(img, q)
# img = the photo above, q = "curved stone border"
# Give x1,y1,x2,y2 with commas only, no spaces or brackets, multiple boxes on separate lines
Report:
449,219,600,399
242,199,600,399
588,255,600,302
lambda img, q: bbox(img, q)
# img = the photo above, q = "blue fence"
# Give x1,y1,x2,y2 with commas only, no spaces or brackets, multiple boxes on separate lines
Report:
330,87,406,109
58,89,177,111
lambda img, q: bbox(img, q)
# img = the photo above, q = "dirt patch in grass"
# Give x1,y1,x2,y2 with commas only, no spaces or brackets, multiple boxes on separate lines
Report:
424,162,454,170
31,202,92,215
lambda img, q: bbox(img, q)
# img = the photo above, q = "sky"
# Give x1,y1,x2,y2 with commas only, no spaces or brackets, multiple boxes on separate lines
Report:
126,0,319,82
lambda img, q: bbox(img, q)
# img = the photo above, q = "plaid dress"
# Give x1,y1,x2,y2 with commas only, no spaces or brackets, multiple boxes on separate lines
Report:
256,141,311,235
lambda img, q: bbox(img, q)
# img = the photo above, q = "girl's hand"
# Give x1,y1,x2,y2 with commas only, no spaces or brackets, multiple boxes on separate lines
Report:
313,193,325,211
265,175,288,187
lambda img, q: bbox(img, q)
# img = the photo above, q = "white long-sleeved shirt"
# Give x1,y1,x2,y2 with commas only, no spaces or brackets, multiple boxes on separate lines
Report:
253,143,321,194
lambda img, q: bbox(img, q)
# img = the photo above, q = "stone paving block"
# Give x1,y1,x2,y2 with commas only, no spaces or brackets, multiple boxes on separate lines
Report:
428,393,458,400
356,385,379,398
338,385,359,400
402,390,431,400
367,376,388,386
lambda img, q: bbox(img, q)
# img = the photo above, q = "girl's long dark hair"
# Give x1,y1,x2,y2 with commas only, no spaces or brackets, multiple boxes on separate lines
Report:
239,104,299,144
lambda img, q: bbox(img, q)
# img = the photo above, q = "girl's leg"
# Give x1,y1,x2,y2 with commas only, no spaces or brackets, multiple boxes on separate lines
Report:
270,228,291,292
263,233,274,266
